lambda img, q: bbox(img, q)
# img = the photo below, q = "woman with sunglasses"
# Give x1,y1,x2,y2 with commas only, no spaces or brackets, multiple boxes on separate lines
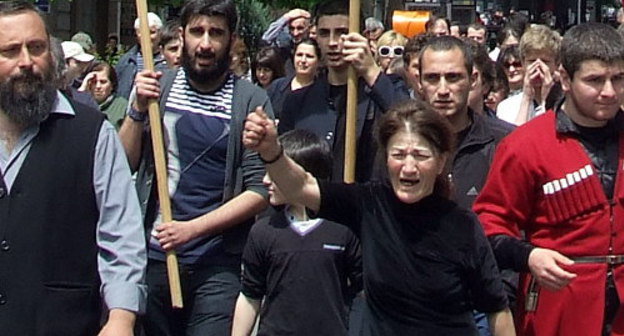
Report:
375,30,408,72
496,45,524,95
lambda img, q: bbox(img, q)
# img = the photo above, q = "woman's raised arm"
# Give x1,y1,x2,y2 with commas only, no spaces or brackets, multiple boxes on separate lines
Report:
243,107,322,212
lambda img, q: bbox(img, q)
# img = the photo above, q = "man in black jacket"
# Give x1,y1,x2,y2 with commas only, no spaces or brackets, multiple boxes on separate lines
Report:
417,35,512,336
417,35,511,209
278,0,410,182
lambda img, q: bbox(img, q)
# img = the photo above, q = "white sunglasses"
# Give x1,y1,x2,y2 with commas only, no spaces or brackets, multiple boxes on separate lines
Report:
378,46,404,57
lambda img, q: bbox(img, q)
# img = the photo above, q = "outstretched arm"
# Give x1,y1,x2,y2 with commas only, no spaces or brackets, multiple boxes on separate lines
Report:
242,107,321,212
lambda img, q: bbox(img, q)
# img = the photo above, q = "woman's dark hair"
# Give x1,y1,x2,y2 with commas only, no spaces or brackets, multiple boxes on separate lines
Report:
279,129,332,180
180,0,237,34
496,26,522,46
294,38,321,59
90,61,119,93
496,44,520,67
376,99,455,198
251,46,285,84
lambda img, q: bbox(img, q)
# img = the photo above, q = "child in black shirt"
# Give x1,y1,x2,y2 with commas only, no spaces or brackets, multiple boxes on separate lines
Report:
231,130,362,336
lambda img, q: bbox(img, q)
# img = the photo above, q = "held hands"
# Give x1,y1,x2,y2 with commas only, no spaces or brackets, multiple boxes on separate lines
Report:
243,107,281,161
133,69,162,112
154,220,198,251
528,247,577,291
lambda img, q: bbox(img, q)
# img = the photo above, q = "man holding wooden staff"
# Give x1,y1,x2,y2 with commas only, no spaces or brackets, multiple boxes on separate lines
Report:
119,0,272,334
277,0,410,182
0,1,147,335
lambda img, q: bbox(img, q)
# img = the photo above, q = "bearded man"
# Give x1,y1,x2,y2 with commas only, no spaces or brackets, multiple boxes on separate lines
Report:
0,1,147,335
118,0,273,334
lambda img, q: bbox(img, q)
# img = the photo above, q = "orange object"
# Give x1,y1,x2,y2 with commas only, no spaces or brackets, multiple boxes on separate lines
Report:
392,10,430,38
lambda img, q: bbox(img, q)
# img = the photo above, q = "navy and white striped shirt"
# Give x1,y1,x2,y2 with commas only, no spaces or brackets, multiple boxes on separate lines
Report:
149,68,237,265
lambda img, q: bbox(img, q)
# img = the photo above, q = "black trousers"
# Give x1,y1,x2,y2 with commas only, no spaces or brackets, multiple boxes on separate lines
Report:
142,260,240,336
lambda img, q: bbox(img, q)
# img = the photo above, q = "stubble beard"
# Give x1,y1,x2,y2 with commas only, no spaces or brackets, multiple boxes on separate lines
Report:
0,61,57,128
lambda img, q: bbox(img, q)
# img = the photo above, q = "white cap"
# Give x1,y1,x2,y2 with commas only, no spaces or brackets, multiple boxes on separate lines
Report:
61,41,95,62
134,12,163,29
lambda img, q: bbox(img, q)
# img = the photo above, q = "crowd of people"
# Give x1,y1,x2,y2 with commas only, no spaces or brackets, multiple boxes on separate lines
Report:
1,0,624,335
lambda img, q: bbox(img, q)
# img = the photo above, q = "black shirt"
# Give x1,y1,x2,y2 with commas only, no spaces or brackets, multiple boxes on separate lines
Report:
317,182,508,335
241,212,362,336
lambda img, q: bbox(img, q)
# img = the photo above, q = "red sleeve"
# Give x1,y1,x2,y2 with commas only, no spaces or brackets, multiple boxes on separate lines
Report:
473,135,539,239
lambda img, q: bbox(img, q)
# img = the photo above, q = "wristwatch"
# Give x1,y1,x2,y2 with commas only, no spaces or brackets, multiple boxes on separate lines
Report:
128,106,147,122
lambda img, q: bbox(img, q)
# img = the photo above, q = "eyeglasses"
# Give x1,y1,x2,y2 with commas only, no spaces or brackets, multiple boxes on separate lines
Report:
378,46,404,57
504,61,523,69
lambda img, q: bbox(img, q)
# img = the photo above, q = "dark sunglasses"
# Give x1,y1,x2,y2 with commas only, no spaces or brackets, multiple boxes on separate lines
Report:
504,61,523,69
378,46,404,57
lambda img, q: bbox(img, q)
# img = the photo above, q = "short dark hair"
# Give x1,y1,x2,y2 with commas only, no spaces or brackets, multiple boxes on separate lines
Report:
467,23,486,32
465,38,494,90
561,22,624,79
280,130,332,180
419,36,473,75
159,19,181,47
506,12,529,34
312,0,363,30
490,62,509,98
313,0,348,22
376,99,455,198
91,62,119,93
425,15,450,34
180,0,237,34
252,46,285,84
403,34,431,67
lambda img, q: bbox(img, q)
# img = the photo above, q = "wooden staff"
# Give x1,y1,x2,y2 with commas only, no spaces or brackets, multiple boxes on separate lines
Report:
344,0,361,183
135,0,184,308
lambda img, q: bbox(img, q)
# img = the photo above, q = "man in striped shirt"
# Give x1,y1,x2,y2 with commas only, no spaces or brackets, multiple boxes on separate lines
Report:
119,0,273,334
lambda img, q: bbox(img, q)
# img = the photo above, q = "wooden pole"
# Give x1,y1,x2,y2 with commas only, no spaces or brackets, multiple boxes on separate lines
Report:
135,0,184,309
344,0,361,183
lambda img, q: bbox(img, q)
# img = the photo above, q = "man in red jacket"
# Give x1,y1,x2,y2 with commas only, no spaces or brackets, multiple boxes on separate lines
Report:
474,22,624,336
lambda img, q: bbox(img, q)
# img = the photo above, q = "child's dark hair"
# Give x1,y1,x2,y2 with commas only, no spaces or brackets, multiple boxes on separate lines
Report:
279,129,332,180
159,19,181,47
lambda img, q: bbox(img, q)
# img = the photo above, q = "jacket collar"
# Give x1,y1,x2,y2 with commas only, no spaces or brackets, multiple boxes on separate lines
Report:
457,108,495,151
555,101,624,136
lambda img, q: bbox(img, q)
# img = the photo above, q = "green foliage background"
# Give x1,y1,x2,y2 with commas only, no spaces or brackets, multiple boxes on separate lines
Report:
40,0,322,59
235,0,272,56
